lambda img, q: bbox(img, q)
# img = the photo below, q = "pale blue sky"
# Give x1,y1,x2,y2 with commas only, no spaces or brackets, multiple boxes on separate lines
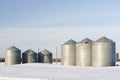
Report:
0,0,120,27
0,0,120,57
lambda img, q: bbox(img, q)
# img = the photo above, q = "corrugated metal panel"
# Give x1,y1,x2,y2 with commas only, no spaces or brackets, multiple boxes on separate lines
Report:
92,36,116,67
61,39,77,66
76,38,92,66
5,46,21,65
22,49,37,63
38,49,52,63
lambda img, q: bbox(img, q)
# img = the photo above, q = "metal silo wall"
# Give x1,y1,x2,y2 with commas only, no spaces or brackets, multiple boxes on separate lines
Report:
27,53,37,63
38,53,44,63
22,53,27,63
92,42,116,67
38,51,52,64
43,54,52,63
22,53,37,63
61,45,76,66
5,50,21,65
76,43,92,66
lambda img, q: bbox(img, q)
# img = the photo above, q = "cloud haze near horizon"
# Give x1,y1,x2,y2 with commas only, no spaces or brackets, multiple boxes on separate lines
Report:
0,26,119,57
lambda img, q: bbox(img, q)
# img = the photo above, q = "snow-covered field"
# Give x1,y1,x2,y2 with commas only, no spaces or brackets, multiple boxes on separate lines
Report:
0,62,120,80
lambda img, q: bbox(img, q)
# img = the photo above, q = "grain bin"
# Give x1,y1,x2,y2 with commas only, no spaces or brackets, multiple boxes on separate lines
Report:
5,46,21,65
76,38,92,66
61,39,77,66
92,36,116,67
22,49,37,63
38,49,52,63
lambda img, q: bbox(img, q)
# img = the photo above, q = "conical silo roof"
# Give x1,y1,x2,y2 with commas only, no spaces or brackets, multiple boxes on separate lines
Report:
7,46,21,51
40,49,52,55
77,38,92,44
22,49,37,54
95,36,113,42
63,39,77,45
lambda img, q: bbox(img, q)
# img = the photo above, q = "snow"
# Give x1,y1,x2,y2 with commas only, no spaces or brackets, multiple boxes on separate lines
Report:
0,62,120,80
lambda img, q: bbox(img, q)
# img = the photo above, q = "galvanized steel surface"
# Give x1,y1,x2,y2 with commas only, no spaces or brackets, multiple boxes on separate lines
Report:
5,46,21,65
22,49,37,63
92,37,116,67
61,39,77,66
76,38,92,66
38,49,52,63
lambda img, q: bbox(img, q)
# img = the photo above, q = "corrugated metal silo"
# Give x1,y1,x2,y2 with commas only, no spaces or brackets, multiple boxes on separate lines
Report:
92,36,116,67
5,46,21,65
76,38,92,66
38,49,52,63
22,49,37,63
61,39,77,66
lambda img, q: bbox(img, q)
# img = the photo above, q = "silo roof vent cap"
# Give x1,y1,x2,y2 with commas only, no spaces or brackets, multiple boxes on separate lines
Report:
77,38,92,44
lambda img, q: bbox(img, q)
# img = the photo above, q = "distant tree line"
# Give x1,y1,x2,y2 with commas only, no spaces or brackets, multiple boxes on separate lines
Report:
0,57,5,62
0,58,61,62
